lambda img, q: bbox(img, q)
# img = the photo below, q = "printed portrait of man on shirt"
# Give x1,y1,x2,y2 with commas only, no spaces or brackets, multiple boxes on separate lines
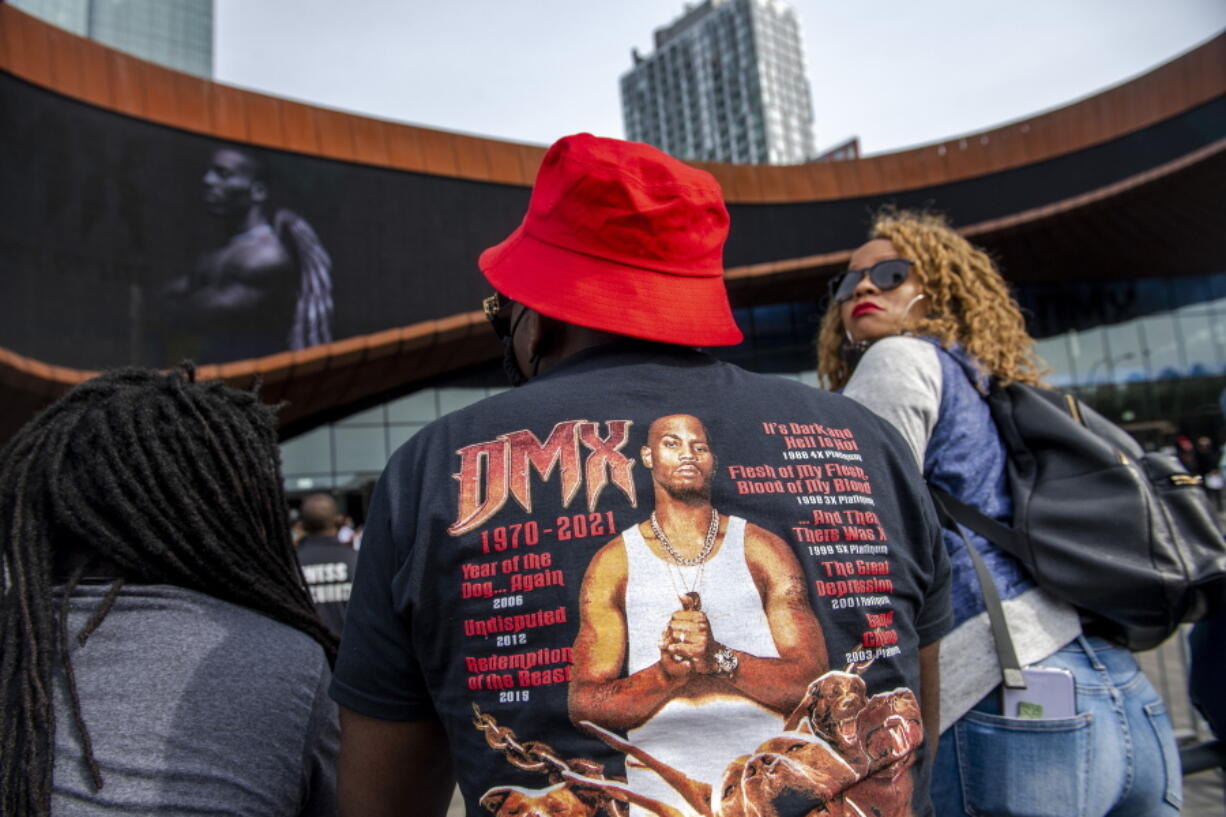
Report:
568,413,828,815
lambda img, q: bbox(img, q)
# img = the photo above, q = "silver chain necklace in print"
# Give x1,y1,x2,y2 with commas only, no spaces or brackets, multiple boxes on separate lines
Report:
666,555,707,598
651,508,720,566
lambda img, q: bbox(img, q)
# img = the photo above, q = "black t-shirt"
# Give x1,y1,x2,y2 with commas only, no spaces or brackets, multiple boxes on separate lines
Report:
298,535,358,637
332,341,952,817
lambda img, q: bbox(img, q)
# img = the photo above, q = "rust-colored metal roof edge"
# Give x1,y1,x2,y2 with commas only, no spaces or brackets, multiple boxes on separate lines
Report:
704,32,1226,203
958,137,1226,238
723,136,1226,288
2,4,1221,203
0,345,97,392
0,312,498,442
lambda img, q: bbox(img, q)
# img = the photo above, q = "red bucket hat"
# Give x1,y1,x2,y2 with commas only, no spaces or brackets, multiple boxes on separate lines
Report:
479,133,743,346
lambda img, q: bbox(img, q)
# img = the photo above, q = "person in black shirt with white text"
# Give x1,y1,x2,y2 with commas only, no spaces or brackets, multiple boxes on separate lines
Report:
297,493,359,638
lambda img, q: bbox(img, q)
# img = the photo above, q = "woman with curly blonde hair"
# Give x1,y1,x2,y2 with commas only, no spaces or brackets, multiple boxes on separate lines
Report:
819,209,1179,817
817,210,1045,391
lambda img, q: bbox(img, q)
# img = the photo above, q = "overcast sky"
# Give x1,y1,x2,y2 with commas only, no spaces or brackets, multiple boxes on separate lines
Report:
214,0,1224,156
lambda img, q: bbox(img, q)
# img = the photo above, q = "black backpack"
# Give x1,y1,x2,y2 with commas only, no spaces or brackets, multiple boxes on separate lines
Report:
931,381,1226,651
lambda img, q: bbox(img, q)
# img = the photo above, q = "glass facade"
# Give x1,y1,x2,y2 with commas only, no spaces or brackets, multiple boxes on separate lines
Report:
10,0,88,34
11,0,213,77
1013,274,1226,443
280,368,508,513
284,271,1226,520
712,271,1226,446
620,0,815,164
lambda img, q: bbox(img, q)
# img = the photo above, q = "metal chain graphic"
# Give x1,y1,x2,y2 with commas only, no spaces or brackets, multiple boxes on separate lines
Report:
472,703,571,776
471,704,627,817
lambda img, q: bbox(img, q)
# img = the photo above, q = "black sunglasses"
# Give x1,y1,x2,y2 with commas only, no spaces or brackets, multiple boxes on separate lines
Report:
828,258,915,303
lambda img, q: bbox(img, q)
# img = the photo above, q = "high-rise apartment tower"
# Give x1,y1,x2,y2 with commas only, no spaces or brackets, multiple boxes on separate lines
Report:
620,0,815,165
10,0,213,77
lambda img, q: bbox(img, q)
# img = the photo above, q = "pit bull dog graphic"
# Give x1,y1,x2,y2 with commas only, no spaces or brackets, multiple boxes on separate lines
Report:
785,670,870,771
475,669,924,817
481,782,609,817
564,670,923,817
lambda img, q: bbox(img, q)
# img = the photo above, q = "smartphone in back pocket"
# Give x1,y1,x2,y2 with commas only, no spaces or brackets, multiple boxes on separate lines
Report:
1001,666,1076,719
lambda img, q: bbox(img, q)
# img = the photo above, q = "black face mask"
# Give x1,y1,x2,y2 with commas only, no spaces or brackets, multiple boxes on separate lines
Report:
501,337,527,387
501,307,532,387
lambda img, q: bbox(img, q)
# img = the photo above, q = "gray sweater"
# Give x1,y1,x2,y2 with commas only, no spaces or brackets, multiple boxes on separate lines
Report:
51,584,338,816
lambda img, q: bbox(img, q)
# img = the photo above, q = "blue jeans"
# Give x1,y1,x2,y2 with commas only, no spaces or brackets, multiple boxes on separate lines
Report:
931,636,1182,817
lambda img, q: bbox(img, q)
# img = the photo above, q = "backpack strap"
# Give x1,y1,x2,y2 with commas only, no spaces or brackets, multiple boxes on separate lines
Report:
929,487,1024,557
929,487,1027,689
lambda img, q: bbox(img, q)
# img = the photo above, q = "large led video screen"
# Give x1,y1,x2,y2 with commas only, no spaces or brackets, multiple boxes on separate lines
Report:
0,73,530,369
4,69,1221,371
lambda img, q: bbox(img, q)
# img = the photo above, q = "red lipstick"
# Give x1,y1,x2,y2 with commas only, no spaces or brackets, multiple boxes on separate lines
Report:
851,302,882,318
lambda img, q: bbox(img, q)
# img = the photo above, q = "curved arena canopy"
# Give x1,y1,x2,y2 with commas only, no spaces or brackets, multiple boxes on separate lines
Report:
1,4,1223,442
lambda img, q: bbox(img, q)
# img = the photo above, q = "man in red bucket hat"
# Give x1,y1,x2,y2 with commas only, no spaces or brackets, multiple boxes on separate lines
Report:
331,134,952,817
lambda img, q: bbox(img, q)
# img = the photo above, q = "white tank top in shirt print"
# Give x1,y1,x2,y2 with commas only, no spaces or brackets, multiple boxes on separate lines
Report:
622,516,783,817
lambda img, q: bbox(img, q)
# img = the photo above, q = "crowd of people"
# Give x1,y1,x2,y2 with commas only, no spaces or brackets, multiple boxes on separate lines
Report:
2,133,1221,817
1176,435,1226,511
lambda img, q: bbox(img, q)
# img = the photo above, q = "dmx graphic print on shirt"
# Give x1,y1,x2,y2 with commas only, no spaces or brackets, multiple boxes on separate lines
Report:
334,349,950,817
454,413,925,817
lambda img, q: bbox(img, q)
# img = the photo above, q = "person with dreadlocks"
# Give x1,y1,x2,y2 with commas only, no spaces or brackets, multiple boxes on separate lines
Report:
817,209,1181,817
0,366,340,817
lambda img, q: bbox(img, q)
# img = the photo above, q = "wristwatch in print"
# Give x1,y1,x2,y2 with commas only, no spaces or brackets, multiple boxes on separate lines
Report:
713,646,739,678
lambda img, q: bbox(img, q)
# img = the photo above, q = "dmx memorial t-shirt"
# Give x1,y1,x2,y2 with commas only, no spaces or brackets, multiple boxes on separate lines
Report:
331,341,952,817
